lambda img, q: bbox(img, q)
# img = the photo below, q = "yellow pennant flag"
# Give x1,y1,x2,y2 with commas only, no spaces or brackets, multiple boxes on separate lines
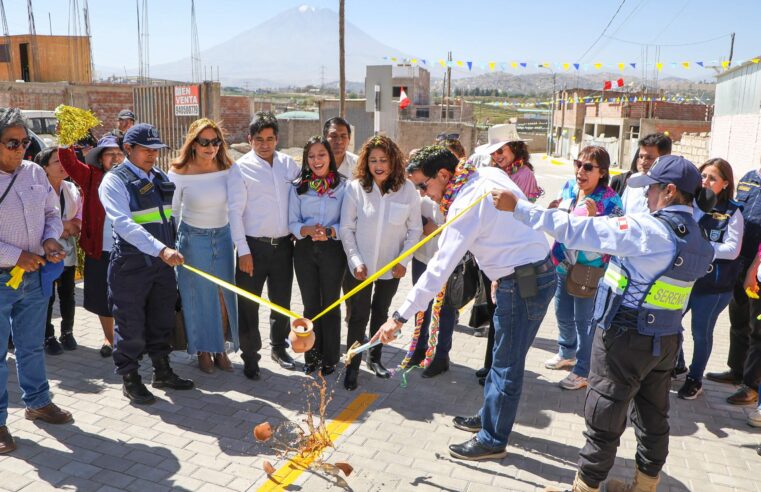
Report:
456,60,463,67
655,62,663,72
488,61,496,71
593,63,603,70
752,58,760,64
510,61,518,68
721,60,730,70
438,59,446,67
562,63,570,71
681,61,690,69
617,62,625,72
411,58,417,64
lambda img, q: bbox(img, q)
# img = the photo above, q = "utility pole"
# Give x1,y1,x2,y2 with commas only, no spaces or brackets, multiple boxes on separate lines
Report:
27,0,40,80
445,51,452,125
728,32,735,68
190,0,201,82
338,0,345,117
82,0,93,79
320,64,325,90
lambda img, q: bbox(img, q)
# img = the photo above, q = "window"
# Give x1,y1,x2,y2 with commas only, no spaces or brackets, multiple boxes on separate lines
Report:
415,108,429,119
392,86,402,97
0,44,9,63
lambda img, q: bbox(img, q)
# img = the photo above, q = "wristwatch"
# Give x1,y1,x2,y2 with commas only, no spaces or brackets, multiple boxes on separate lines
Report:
392,311,407,324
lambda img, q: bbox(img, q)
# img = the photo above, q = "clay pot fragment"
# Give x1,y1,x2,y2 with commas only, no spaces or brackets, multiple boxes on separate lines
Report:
254,422,273,442
263,460,276,475
335,462,353,476
289,318,316,353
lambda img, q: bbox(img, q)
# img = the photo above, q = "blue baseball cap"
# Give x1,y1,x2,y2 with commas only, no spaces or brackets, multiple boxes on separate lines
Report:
123,123,168,150
627,155,701,195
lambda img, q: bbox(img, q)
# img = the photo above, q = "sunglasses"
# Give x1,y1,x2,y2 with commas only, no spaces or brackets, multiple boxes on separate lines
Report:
195,137,222,147
493,147,508,155
574,160,599,172
2,138,32,151
416,177,432,191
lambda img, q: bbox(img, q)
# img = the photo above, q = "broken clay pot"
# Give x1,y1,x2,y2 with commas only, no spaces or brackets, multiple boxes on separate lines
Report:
289,318,316,353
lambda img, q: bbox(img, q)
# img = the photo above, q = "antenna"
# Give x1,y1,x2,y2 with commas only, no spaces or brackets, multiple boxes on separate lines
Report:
136,0,143,83
142,0,149,80
82,0,93,80
67,0,82,82
190,0,201,82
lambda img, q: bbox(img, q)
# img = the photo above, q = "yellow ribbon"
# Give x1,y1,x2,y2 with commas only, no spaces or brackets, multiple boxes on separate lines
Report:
181,264,302,320
182,191,491,323
311,191,491,321
5,266,24,289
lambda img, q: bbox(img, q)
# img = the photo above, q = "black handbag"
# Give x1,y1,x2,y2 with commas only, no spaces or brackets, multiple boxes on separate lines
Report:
444,253,480,310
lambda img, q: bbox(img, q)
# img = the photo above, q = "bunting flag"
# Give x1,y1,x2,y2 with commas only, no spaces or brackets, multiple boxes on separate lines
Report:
384,55,759,71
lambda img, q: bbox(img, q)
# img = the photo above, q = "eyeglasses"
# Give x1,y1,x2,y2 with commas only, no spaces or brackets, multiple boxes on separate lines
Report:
416,177,432,191
196,137,222,147
574,160,599,172
1,138,32,151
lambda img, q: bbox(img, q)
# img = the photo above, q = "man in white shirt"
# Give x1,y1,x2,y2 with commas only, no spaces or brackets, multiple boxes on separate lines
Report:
375,147,556,460
620,133,672,214
228,112,301,379
323,117,357,179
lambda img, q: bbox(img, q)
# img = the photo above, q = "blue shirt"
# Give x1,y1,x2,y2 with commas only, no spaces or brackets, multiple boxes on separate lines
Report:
514,201,693,299
98,160,167,257
288,179,346,240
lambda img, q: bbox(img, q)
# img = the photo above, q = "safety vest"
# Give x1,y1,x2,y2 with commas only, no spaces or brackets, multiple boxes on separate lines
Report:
736,170,761,262
693,200,743,294
111,164,176,257
592,209,714,354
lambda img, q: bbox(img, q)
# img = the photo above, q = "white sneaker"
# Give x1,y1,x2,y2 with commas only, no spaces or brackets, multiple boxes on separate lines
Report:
748,408,761,428
544,354,576,370
559,373,588,390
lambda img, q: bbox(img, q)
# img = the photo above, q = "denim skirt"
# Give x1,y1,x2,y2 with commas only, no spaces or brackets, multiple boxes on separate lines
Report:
176,222,239,354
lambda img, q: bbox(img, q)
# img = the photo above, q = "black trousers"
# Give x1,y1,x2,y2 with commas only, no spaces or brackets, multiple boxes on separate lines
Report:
235,237,294,364
727,277,761,388
344,274,400,369
578,327,679,488
108,253,176,375
46,266,76,338
293,238,345,367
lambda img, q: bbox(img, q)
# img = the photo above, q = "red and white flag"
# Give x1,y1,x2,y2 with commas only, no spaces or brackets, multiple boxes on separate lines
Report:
616,78,624,87
399,88,411,109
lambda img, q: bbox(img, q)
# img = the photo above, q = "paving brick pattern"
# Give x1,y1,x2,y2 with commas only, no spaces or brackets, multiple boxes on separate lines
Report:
0,157,759,491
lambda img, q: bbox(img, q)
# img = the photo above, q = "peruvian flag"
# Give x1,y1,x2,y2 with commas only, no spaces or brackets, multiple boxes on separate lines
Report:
603,80,612,90
616,78,624,87
399,87,411,109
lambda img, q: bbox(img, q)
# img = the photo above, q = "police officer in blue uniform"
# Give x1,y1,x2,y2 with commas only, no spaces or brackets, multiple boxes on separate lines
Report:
99,124,194,404
491,155,715,492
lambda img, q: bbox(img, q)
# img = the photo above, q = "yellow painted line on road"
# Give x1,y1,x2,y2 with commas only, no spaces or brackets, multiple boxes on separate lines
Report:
257,392,379,491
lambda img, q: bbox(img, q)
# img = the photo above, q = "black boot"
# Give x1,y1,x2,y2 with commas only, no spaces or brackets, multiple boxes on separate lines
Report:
344,365,359,391
422,357,449,378
367,346,390,379
152,356,194,390
59,332,77,351
122,371,155,405
271,346,296,370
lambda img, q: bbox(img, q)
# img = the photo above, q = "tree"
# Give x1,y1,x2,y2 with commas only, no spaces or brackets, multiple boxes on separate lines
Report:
338,0,346,117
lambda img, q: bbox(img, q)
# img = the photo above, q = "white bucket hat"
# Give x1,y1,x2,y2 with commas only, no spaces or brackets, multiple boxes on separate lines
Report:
475,124,531,155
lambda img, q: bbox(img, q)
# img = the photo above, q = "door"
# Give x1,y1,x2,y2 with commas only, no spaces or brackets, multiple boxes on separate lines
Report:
19,43,30,81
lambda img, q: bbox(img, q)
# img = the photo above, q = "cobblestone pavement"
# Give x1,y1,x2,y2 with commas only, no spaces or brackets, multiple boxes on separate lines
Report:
1,157,759,492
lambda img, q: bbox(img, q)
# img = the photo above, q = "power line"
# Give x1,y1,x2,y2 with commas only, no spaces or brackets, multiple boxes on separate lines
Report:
603,32,731,47
578,0,627,62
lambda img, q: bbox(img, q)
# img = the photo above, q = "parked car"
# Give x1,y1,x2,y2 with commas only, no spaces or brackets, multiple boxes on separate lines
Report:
21,110,57,147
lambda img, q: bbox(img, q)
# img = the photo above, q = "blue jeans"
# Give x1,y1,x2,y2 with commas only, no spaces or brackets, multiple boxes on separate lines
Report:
0,270,52,426
554,271,596,378
678,290,733,382
176,222,239,354
477,260,556,449
411,258,456,360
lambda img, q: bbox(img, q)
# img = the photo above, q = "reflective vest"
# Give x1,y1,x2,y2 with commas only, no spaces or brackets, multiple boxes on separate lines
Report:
735,170,761,262
693,200,743,294
592,209,714,354
111,164,176,257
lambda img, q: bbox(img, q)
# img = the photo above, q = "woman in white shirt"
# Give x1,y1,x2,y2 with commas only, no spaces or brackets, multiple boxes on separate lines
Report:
289,136,347,376
170,119,238,374
340,135,422,390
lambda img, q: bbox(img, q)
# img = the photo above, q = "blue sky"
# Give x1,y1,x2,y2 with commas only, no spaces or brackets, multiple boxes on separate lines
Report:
5,0,759,80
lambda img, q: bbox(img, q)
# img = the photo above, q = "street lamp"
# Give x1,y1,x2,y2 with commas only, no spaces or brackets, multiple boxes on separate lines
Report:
539,65,556,156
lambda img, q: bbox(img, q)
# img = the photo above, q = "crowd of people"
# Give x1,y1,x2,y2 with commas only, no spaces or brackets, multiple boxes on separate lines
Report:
1,104,760,490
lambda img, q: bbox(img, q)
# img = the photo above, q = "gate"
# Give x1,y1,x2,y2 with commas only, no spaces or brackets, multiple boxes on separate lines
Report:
132,82,220,171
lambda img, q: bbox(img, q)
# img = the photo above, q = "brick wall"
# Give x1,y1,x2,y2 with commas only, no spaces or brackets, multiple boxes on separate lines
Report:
219,95,252,144
710,114,761,177
276,119,321,150
395,120,477,158
672,132,711,165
